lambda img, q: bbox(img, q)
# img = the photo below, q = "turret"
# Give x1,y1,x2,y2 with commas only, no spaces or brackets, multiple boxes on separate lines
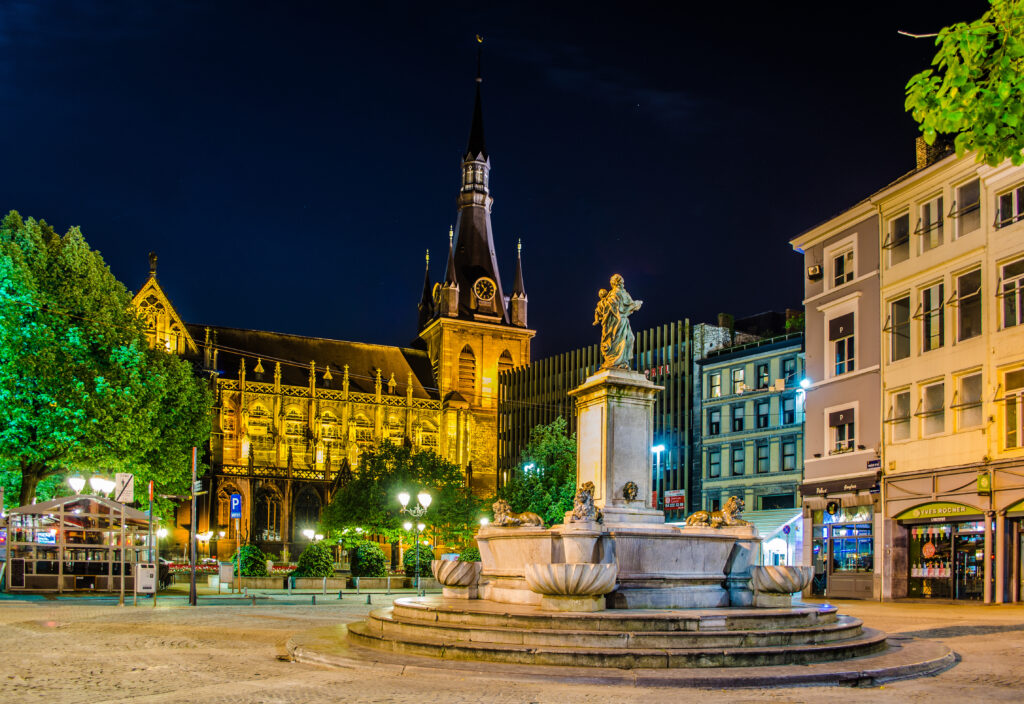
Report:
508,239,527,328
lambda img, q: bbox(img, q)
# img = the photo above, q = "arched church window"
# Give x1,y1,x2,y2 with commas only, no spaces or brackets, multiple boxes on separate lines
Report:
498,350,514,376
254,487,282,542
293,486,322,538
216,485,240,538
284,407,305,446
459,345,476,394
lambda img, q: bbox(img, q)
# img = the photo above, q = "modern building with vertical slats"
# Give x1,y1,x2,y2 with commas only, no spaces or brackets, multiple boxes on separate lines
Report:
498,320,695,521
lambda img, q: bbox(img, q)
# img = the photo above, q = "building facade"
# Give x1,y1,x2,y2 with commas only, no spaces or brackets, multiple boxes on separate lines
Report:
875,147,1024,603
132,68,532,560
791,206,883,600
696,332,805,563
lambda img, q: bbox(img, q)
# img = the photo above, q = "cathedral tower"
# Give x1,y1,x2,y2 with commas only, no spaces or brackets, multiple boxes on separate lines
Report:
418,58,535,493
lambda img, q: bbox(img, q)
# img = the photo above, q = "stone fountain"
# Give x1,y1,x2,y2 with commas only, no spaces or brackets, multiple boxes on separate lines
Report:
329,276,953,683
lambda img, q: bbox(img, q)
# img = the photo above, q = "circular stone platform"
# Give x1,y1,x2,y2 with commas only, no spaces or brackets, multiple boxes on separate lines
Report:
285,597,955,686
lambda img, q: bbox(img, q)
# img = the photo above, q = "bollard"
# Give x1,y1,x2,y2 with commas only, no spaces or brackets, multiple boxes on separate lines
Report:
251,595,256,606
312,595,316,606
322,577,327,595
386,576,391,595
338,589,343,600
355,577,360,594
366,594,372,605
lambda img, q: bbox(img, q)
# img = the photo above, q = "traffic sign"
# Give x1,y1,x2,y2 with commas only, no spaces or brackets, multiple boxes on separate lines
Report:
230,493,242,519
115,473,135,503
192,480,203,494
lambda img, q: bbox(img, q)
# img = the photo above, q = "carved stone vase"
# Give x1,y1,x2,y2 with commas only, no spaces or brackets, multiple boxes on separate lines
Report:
750,565,814,607
524,562,617,612
431,559,482,599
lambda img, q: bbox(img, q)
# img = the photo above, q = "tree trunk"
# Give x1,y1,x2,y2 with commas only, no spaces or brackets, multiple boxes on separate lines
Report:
18,463,46,506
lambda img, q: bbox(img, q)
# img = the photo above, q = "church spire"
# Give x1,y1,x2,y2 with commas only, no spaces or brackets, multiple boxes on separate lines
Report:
509,238,528,328
512,239,526,297
417,249,433,331
444,225,457,285
466,38,487,160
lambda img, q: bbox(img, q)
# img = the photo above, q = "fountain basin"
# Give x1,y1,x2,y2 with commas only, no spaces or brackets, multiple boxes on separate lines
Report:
431,559,482,599
751,565,815,607
525,562,617,612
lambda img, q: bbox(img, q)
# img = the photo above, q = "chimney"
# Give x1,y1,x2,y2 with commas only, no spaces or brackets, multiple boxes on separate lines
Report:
915,136,954,170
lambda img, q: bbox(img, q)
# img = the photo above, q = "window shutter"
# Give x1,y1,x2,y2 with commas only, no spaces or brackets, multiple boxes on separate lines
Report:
828,312,855,341
829,408,855,426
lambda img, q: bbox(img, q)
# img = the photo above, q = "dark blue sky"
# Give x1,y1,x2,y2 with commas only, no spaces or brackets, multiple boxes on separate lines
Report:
0,0,989,357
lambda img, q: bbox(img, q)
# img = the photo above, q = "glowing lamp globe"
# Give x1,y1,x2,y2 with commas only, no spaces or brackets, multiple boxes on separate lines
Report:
397,491,411,508
68,476,86,494
417,492,432,509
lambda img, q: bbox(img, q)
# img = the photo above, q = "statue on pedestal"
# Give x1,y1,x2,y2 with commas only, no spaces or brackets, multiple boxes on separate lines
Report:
593,274,643,370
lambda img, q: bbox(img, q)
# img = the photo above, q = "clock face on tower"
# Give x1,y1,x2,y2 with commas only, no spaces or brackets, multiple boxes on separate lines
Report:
473,277,496,302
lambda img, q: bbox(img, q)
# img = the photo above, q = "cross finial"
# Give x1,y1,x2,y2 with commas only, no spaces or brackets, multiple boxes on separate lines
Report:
425,249,430,266
517,238,522,256
448,225,454,245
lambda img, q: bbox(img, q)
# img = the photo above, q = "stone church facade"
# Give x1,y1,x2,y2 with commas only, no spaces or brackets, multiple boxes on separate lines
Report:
132,69,533,559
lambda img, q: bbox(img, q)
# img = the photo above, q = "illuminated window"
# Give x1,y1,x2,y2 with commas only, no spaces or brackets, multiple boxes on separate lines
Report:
755,441,769,473
833,249,853,287
957,372,983,430
708,448,721,478
730,445,745,476
921,382,945,436
921,282,945,352
887,212,910,266
829,408,855,454
957,270,982,341
996,183,1024,228
1004,369,1024,449
889,390,911,442
918,195,943,252
709,373,722,398
731,368,744,393
1001,258,1024,329
829,312,855,376
955,178,981,237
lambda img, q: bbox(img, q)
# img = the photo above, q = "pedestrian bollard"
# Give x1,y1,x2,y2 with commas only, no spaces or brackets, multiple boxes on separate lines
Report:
338,589,343,600
386,577,391,595
322,577,327,595
243,587,248,597
366,594,372,605
312,595,316,606
251,595,256,606
355,577,360,594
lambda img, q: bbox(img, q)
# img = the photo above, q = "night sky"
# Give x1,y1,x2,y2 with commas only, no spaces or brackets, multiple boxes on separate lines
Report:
1,1,991,359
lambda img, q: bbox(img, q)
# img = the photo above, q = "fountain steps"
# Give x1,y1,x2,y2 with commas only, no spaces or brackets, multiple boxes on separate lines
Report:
346,598,890,669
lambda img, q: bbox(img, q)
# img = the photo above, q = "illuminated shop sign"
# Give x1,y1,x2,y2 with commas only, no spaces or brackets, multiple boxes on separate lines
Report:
894,502,983,521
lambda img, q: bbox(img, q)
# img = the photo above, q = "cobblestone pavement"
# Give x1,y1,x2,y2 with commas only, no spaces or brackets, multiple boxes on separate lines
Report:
1,592,1023,703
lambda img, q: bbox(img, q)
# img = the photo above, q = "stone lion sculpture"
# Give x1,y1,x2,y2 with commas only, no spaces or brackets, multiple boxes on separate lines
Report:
492,499,544,527
570,481,603,523
684,496,749,528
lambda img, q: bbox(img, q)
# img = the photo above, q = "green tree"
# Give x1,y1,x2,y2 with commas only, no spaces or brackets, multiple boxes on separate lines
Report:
906,0,1024,165
0,211,212,511
292,541,334,578
319,440,482,545
350,541,388,577
495,416,577,526
402,544,434,578
231,544,269,577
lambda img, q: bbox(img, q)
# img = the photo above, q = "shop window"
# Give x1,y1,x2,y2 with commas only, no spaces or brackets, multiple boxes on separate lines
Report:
782,438,796,470
708,409,721,435
709,372,722,398
757,363,769,389
731,445,745,476
889,296,911,362
756,400,769,429
731,368,745,393
831,523,874,573
829,312,855,376
1005,369,1024,449
956,372,983,430
829,408,855,454
956,269,982,341
832,248,853,287
731,404,744,432
996,183,1024,228
921,282,945,352
1001,257,1024,329
921,382,946,436
708,448,721,478
917,195,944,252
887,212,911,266
888,390,911,442
755,442,769,473
782,397,796,425
955,178,981,237
761,494,795,510
908,522,987,600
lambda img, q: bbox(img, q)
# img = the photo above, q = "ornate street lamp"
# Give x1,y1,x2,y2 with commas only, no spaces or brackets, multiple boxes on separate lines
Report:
398,491,431,589
68,476,86,494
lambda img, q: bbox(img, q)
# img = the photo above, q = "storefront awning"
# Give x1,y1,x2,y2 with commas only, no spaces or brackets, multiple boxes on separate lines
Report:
800,473,880,498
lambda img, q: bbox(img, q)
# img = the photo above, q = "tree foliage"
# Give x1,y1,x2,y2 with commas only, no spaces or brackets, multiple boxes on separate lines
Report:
906,0,1024,165
232,544,269,577
0,211,212,512
402,544,434,577
319,440,482,545
350,541,388,577
292,541,334,578
458,545,481,563
494,417,577,526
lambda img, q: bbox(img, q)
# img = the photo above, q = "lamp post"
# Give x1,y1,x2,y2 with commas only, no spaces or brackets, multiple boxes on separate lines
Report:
652,444,665,510
398,491,431,590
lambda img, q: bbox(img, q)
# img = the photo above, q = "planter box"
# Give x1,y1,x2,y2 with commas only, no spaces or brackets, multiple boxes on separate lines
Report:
238,576,287,589
292,578,349,590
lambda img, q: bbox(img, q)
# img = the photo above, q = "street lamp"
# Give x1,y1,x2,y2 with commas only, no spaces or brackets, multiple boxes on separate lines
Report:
652,444,665,510
398,491,431,589
302,529,315,541
479,517,489,527
68,476,86,494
